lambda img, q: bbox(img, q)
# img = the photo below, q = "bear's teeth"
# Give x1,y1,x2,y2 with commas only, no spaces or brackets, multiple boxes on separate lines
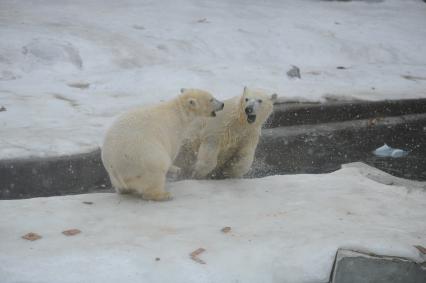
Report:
247,114,256,123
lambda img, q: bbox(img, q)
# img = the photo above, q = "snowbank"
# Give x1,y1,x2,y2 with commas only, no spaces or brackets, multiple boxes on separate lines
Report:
1,0,426,158
1,165,425,283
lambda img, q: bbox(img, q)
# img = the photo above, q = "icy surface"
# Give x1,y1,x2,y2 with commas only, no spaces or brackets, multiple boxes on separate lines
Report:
1,166,425,283
373,143,409,158
1,0,426,158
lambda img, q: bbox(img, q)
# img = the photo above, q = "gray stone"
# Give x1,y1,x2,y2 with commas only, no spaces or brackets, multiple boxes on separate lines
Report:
330,249,426,283
286,65,301,79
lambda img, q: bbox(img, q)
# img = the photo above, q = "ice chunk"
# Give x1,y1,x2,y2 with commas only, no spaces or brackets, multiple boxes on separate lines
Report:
373,144,408,158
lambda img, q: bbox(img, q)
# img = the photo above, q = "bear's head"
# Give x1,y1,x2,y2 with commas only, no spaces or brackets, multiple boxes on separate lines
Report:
179,88,224,118
239,87,277,124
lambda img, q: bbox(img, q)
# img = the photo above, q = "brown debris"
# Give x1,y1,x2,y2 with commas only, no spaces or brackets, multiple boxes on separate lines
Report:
82,201,93,205
221,226,231,233
62,229,81,236
190,248,206,264
22,232,42,241
367,117,383,127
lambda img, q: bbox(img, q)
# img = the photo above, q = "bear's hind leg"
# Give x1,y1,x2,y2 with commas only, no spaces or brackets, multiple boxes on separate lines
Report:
141,171,171,201
124,172,171,201
109,170,133,194
166,165,182,180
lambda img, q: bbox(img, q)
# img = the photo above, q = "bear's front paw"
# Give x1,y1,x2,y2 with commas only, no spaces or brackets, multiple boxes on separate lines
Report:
192,161,216,179
168,165,181,175
191,170,207,180
167,165,182,180
222,168,247,179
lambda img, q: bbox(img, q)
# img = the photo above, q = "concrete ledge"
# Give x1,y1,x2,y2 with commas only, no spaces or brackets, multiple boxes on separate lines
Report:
252,113,426,180
267,98,426,127
0,149,110,199
330,249,426,283
1,98,425,199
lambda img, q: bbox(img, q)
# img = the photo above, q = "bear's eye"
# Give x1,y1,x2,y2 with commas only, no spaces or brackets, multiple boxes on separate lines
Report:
258,99,263,103
245,98,249,102
210,98,213,102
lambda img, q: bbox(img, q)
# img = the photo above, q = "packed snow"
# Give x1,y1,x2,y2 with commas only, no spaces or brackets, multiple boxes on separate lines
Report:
0,164,425,283
1,0,426,159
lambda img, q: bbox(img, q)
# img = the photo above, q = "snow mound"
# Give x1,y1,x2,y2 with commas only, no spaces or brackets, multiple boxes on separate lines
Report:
1,0,426,159
1,165,425,283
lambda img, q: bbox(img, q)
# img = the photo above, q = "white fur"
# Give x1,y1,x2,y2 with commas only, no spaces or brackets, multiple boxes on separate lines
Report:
176,88,276,179
101,89,222,200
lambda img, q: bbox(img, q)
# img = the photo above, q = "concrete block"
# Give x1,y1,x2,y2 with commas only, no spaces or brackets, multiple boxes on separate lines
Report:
330,249,426,283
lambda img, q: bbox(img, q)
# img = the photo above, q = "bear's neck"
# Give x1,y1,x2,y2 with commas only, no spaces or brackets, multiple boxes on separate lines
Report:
171,97,193,125
152,98,194,159
162,97,196,144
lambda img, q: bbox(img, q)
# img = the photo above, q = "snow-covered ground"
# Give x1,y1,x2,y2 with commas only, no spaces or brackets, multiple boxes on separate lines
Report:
1,0,426,158
1,163,425,283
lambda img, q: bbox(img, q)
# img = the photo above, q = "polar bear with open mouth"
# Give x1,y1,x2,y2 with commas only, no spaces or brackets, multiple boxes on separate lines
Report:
175,87,277,179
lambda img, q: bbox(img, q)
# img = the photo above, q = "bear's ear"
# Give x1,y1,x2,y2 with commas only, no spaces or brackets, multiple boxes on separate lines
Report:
270,93,278,101
188,98,197,108
243,86,248,95
180,88,186,94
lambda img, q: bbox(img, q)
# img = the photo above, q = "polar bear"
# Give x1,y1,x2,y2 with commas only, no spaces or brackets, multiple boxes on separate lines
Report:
101,89,224,201
175,87,277,179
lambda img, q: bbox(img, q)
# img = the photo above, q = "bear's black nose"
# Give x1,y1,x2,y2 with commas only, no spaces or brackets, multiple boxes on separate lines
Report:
245,107,253,114
220,102,224,110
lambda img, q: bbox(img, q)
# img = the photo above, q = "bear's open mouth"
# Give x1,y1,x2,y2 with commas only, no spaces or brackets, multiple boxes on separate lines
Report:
211,111,216,117
247,114,256,123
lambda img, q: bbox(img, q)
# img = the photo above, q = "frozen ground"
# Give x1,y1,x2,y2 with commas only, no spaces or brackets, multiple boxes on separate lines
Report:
1,163,425,283
1,0,426,158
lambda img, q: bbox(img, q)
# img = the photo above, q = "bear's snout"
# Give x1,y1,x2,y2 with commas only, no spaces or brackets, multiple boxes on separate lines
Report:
212,99,224,112
245,106,253,114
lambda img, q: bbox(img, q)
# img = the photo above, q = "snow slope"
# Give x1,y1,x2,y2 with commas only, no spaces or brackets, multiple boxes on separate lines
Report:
1,0,426,158
1,164,425,283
